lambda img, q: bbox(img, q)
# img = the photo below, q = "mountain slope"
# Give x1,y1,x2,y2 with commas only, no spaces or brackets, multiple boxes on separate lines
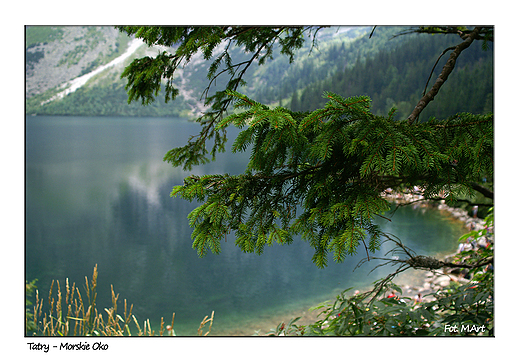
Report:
25,26,493,120
290,28,493,120
25,26,372,117
26,26,131,98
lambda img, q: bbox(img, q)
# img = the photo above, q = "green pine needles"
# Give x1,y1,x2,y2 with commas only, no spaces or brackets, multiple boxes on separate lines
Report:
171,90,493,268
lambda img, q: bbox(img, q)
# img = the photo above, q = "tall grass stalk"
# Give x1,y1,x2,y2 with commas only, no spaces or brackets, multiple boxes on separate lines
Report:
27,265,214,336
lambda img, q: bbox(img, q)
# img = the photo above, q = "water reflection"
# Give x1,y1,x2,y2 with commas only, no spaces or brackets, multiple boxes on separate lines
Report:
25,116,467,335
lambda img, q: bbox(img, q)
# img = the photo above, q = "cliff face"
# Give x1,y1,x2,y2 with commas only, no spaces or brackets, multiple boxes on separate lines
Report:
26,26,127,98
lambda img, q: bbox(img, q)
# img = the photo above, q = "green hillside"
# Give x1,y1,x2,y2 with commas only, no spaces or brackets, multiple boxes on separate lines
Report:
288,27,493,121
25,26,493,120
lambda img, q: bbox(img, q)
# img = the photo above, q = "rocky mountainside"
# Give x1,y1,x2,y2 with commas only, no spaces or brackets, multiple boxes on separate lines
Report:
26,26,491,120
25,26,371,117
26,26,192,116
26,26,128,98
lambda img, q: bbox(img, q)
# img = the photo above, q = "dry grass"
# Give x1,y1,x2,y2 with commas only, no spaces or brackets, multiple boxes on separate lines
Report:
27,265,214,337
197,310,214,336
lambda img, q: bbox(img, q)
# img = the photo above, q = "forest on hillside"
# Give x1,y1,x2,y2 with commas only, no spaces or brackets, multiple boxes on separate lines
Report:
287,29,493,120
26,26,493,120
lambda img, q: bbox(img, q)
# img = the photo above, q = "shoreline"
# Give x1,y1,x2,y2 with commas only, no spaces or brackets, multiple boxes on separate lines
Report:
383,189,487,231
382,189,490,303
218,190,490,335
247,191,490,335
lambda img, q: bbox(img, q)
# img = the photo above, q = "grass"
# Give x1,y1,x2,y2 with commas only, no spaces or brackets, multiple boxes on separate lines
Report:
26,265,214,337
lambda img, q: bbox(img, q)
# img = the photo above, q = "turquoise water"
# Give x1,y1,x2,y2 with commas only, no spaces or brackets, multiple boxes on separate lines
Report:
25,116,467,335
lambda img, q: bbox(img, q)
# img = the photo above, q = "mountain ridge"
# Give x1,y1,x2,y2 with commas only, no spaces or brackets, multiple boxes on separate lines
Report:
25,26,372,117
25,26,492,120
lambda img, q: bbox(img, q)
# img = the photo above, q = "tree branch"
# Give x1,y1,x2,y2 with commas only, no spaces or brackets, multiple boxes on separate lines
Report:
407,27,482,124
443,257,494,270
394,26,493,42
422,46,456,96
469,182,494,200
369,254,493,276
201,28,285,102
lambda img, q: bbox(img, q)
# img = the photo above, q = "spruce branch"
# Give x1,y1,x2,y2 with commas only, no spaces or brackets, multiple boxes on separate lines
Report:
171,90,492,267
407,27,482,124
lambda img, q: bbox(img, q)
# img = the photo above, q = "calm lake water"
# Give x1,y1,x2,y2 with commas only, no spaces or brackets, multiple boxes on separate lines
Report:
25,115,467,335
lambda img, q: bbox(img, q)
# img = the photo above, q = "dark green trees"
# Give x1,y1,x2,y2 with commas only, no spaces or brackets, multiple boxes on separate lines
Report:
290,27,493,121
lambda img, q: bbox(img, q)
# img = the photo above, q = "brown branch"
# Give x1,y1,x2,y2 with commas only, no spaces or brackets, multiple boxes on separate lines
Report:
402,254,493,270
375,255,493,272
422,46,456,96
361,238,371,261
394,27,493,42
407,27,482,124
443,257,494,270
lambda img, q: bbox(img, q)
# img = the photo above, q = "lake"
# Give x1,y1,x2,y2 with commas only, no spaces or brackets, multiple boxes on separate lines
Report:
25,115,467,335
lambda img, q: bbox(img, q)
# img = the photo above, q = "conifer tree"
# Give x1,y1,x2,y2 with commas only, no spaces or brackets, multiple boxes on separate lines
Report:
117,26,493,269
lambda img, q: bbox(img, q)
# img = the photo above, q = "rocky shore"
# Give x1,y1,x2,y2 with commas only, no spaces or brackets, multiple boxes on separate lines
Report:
382,188,492,303
253,189,493,335
383,188,487,230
